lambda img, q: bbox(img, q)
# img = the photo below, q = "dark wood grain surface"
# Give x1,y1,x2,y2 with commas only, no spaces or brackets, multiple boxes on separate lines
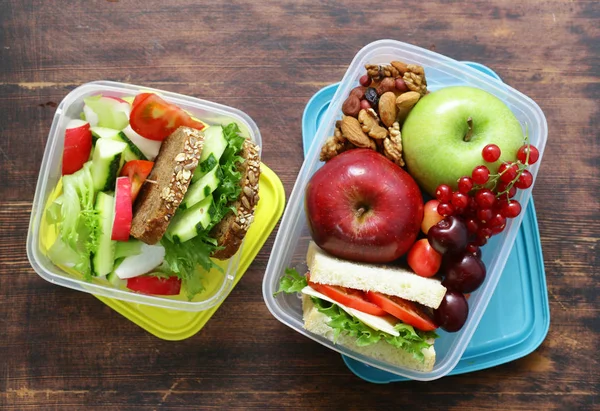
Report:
1,1,598,410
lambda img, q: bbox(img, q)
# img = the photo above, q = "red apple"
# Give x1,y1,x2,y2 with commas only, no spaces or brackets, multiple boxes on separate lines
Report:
305,149,423,263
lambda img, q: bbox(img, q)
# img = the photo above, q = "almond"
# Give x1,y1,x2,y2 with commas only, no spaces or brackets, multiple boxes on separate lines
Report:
379,92,398,128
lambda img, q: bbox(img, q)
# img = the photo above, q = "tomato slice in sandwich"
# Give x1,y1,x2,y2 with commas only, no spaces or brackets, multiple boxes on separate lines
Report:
366,291,438,331
307,279,387,316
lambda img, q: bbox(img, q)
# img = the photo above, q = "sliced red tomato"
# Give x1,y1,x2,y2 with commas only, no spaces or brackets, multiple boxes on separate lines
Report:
307,278,387,316
62,120,92,175
129,93,206,141
366,291,438,331
126,276,181,296
120,160,154,202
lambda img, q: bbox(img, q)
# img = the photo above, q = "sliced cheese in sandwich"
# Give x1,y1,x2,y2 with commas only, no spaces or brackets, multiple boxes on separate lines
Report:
306,241,447,309
301,285,400,336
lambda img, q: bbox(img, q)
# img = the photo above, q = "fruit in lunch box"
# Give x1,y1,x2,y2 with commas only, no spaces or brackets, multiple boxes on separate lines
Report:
401,86,524,197
305,149,423,263
407,239,442,278
441,251,486,293
433,290,469,332
421,199,444,234
427,215,468,255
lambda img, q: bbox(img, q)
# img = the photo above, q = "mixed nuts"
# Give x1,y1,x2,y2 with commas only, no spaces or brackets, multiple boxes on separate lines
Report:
320,60,428,166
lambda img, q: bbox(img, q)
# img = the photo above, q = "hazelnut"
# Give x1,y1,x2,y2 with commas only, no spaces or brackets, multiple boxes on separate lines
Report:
376,77,396,95
342,95,361,117
349,86,367,100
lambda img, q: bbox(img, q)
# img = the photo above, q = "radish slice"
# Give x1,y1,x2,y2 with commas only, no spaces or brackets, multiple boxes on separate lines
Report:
122,125,161,160
62,120,92,175
111,177,133,241
114,243,166,279
67,119,89,129
83,105,99,127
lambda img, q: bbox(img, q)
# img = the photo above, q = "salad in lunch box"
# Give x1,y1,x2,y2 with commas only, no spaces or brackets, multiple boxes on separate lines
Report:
45,92,260,298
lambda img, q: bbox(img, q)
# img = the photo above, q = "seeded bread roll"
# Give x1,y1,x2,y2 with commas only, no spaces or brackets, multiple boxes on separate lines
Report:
210,139,261,259
130,127,204,244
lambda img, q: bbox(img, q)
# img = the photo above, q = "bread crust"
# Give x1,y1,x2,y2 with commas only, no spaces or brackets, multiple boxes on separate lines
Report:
210,139,261,259
130,127,204,244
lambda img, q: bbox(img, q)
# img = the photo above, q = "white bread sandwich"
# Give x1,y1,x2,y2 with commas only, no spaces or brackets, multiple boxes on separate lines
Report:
277,242,446,372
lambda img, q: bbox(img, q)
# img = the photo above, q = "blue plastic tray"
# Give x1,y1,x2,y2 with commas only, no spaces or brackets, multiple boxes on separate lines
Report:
301,62,550,383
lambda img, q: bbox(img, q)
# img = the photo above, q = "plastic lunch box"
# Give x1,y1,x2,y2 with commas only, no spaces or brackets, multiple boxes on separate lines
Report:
262,40,548,381
27,81,263,312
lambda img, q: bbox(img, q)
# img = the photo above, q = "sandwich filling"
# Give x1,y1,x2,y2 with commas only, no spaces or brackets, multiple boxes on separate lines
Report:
160,123,250,298
277,268,438,363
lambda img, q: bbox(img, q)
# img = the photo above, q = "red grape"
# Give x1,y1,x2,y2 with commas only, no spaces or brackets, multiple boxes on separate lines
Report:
437,202,455,217
435,184,453,203
517,144,539,165
499,162,518,184
465,243,481,258
481,144,501,162
497,181,517,198
475,188,496,208
515,170,533,189
477,226,492,240
452,192,469,209
427,216,468,255
476,208,493,223
501,200,522,218
472,165,490,185
488,213,506,228
442,252,487,293
466,218,479,234
457,176,474,194
491,224,506,235
433,290,469,332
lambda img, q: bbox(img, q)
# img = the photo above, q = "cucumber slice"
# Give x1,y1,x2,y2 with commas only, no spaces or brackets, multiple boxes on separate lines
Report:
90,127,147,162
90,192,116,277
192,125,227,182
122,125,161,161
181,166,220,209
83,96,130,130
90,138,127,192
166,195,214,243
107,270,126,288
114,239,143,259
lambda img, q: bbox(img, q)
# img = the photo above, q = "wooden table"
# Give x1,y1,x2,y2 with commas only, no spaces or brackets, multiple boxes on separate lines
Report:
1,1,598,409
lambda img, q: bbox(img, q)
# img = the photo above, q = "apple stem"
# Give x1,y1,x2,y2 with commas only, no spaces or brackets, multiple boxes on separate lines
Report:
355,207,366,218
464,117,474,142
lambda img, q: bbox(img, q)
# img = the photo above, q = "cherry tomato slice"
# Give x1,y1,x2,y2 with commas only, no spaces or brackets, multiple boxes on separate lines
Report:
307,278,387,316
120,160,154,202
366,291,438,331
126,276,181,296
129,93,205,141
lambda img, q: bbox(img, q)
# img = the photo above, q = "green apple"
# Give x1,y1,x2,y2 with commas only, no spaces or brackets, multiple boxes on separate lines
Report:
402,86,524,197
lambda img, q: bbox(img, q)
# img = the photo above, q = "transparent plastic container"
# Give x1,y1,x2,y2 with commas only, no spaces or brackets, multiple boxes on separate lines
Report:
262,40,548,381
27,81,262,311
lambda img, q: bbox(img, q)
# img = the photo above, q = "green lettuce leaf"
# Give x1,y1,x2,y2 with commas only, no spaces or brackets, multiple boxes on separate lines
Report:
161,122,247,300
48,161,99,280
275,267,308,295
311,297,437,363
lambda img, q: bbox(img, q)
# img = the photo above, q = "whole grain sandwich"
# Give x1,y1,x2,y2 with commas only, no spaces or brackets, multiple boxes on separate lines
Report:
131,123,260,267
